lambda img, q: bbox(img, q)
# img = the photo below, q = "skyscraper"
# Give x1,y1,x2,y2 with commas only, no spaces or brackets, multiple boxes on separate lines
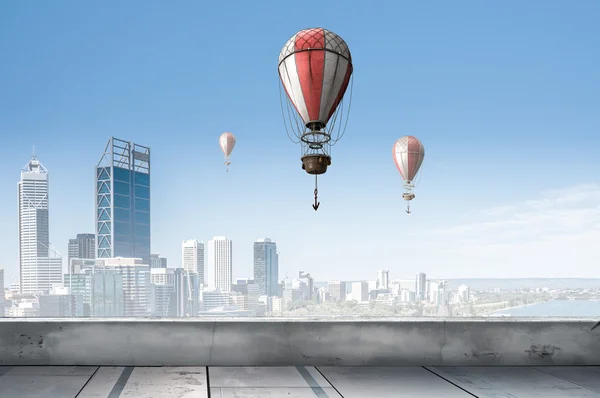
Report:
297,271,313,301
253,238,279,297
150,254,167,269
377,270,390,290
96,137,151,265
18,154,62,294
174,268,200,317
415,272,427,301
428,280,449,307
150,267,175,317
457,284,470,302
351,281,369,302
328,281,346,302
68,233,96,264
96,257,151,317
182,240,205,283
207,236,232,292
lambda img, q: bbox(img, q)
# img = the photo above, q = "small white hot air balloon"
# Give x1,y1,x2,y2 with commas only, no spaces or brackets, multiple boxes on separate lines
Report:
219,132,236,172
392,135,425,214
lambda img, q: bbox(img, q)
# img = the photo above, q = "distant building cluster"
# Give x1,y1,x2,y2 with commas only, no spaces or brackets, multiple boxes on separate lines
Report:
1,137,473,318
315,272,471,310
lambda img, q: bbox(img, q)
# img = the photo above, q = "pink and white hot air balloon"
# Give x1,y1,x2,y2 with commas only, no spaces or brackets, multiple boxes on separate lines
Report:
393,136,425,214
278,27,354,210
219,132,236,172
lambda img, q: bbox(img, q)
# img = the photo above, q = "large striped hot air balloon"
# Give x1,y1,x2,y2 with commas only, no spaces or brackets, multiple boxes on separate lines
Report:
278,27,354,210
393,136,425,214
219,132,236,172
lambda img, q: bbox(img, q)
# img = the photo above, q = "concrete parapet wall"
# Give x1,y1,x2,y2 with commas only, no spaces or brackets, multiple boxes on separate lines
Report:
1,318,599,366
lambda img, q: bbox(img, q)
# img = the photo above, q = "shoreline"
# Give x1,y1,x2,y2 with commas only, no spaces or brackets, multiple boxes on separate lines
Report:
483,301,548,316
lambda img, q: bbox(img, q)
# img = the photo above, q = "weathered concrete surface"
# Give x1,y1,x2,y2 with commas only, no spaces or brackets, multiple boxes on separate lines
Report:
0,318,599,366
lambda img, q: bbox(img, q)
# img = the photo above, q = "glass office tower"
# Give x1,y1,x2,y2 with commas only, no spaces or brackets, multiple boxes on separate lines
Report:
96,137,151,265
253,238,279,297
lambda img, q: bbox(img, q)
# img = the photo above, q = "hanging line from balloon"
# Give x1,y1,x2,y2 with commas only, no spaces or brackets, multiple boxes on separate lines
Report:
312,174,320,211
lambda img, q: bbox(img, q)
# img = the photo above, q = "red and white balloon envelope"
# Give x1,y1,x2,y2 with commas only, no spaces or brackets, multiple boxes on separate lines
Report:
219,132,236,172
392,136,425,214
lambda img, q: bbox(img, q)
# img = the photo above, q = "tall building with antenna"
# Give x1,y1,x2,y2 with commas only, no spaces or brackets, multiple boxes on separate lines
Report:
96,137,151,265
18,152,62,294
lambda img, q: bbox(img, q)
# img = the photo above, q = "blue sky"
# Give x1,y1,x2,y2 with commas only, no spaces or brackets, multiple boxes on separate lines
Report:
1,1,599,285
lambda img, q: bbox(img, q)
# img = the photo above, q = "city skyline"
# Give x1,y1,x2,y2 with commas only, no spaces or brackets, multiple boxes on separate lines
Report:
2,148,600,287
1,2,599,285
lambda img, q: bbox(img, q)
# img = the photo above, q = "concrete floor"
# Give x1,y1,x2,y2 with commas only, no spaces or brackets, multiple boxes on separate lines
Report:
0,366,599,397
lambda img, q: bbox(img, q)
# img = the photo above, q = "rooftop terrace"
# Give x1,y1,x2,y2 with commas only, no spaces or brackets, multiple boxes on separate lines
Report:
1,318,599,396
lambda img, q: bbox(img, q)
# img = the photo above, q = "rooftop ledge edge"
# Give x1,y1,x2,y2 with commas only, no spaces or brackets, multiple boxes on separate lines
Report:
0,317,598,323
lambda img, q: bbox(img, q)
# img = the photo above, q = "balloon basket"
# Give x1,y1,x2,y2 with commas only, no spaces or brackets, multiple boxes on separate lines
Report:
402,192,415,201
301,154,331,175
